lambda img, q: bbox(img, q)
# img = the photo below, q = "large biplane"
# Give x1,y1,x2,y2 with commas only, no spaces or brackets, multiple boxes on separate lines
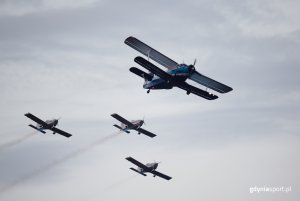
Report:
125,36,233,100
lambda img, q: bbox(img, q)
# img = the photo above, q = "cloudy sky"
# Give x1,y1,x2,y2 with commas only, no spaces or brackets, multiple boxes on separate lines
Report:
0,0,299,200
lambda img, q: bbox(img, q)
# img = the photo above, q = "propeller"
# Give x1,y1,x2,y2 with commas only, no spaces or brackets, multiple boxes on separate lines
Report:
55,117,61,126
188,58,197,75
142,116,146,126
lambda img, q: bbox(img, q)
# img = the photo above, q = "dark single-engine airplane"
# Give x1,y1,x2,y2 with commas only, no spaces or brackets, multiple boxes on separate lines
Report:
126,156,172,180
24,113,72,138
111,113,156,138
125,36,233,100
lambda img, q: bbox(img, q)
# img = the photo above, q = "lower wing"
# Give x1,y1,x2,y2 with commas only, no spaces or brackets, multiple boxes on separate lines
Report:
134,56,172,81
176,82,218,100
51,127,72,138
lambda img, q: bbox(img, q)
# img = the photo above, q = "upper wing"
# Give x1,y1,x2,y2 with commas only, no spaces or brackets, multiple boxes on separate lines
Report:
125,36,178,70
190,71,232,93
51,127,72,138
24,113,47,126
136,128,156,138
152,170,172,180
111,113,134,127
134,56,172,81
126,157,149,170
176,82,218,100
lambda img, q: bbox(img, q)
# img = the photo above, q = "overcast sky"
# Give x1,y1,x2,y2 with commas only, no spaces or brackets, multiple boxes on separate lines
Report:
0,0,299,200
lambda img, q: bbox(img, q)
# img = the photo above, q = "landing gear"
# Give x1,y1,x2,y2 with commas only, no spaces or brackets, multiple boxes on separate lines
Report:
186,90,191,95
147,89,150,94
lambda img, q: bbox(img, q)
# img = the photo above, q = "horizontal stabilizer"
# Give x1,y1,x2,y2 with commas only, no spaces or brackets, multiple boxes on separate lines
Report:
130,67,153,81
113,125,130,133
28,124,46,134
113,124,123,130
130,168,147,176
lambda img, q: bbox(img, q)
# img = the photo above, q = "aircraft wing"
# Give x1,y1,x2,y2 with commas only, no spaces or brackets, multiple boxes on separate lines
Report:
126,157,149,170
190,71,232,93
134,56,173,81
111,113,134,127
51,127,72,138
24,113,47,126
176,82,218,100
136,128,156,138
125,36,178,70
152,170,172,180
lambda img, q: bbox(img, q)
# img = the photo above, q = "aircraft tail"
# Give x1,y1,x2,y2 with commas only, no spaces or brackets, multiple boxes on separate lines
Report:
130,168,147,176
129,67,153,81
28,125,46,134
113,125,130,134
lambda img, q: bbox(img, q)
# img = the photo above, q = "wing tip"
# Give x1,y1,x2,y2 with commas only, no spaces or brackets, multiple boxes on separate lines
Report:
124,36,136,43
125,156,133,160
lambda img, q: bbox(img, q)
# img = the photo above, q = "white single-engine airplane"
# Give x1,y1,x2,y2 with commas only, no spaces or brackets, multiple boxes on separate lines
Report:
126,156,172,180
125,36,233,100
24,113,72,138
111,113,156,138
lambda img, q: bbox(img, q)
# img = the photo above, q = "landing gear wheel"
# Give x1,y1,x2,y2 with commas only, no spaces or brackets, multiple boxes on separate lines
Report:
187,91,191,95
147,89,150,94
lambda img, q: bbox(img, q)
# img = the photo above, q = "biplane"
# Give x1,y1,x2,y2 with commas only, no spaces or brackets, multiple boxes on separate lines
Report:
125,36,233,100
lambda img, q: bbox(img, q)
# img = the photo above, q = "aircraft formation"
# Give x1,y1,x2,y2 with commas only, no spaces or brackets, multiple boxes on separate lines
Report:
23,36,233,181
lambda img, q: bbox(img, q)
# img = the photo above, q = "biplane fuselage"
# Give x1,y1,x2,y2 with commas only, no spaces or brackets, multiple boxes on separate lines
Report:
143,64,192,90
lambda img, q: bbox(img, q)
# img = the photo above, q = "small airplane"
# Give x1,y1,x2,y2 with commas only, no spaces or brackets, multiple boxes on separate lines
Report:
126,156,172,180
24,113,72,138
111,113,156,138
125,36,233,100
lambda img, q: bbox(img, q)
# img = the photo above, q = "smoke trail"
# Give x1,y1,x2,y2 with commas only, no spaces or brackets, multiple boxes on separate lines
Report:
104,174,138,191
0,132,35,153
0,132,120,194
